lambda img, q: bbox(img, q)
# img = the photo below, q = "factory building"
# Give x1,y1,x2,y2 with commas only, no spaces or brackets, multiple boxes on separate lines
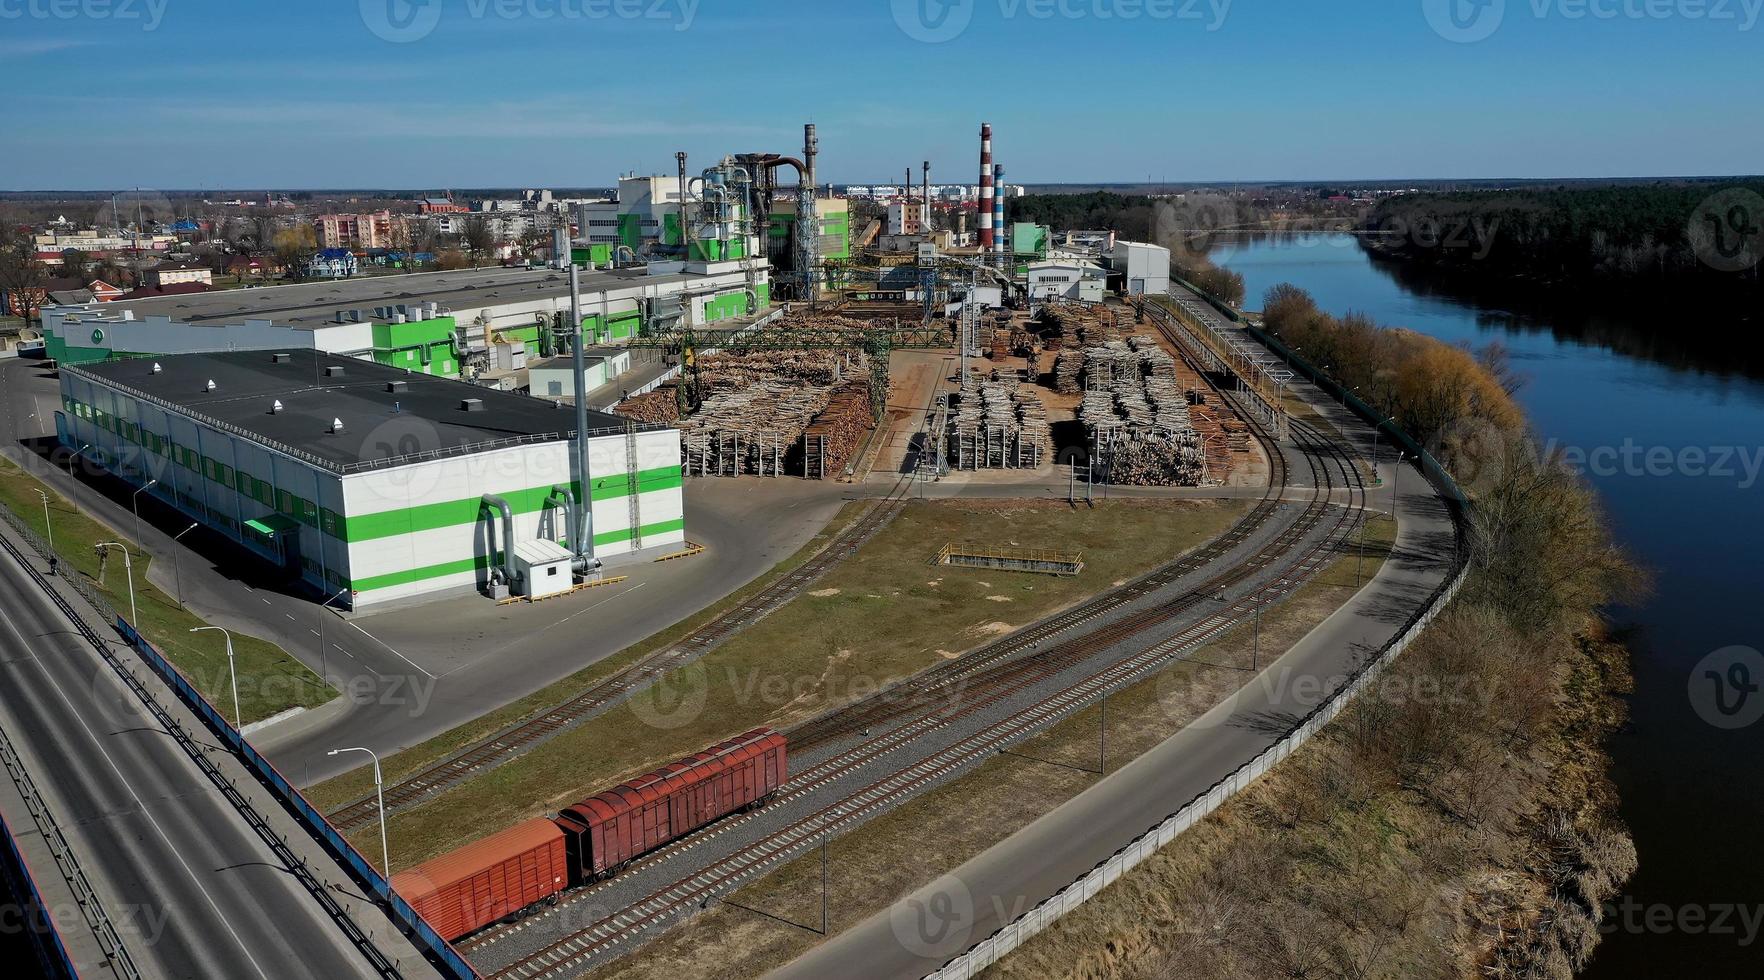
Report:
1026,260,1108,302
56,350,684,609
1109,240,1172,296
38,264,769,379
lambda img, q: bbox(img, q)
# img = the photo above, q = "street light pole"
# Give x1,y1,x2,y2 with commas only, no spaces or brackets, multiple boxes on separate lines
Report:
171,523,198,607
67,444,90,514
315,586,348,685
94,542,136,625
191,626,240,727
131,480,159,556
328,747,389,876
34,489,52,551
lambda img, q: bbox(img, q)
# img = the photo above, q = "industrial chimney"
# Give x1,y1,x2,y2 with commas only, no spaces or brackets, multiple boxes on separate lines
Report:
922,160,932,233
994,164,1008,260
978,123,994,253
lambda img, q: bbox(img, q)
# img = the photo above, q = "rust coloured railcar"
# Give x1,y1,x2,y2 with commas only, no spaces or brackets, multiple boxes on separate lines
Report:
392,729,788,942
390,818,570,942
559,727,788,879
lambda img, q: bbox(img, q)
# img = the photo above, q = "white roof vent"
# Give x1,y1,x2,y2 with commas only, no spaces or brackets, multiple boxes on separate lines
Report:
329,417,345,434
270,400,284,414
150,362,162,374
205,379,217,391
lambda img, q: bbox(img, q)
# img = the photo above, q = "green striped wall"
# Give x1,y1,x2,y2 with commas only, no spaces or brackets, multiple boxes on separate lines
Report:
350,517,686,593
342,466,681,542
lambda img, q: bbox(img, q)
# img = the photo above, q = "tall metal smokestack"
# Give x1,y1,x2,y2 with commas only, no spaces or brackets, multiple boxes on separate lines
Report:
799,123,820,303
978,123,994,254
675,150,691,260
994,164,1007,260
922,161,932,233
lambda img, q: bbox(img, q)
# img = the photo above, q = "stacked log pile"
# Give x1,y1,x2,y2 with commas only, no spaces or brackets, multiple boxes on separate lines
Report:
1073,340,1206,486
1053,350,1085,393
802,380,874,480
951,376,1050,469
679,383,833,476
614,387,680,425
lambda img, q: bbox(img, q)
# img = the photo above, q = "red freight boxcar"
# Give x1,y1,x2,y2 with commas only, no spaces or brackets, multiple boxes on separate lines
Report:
560,728,787,879
391,818,570,942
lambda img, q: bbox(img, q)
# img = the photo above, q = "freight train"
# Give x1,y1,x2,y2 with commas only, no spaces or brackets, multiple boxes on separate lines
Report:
390,728,788,942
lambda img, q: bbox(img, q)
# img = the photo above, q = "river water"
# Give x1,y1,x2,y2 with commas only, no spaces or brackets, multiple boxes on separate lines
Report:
1212,233,1764,977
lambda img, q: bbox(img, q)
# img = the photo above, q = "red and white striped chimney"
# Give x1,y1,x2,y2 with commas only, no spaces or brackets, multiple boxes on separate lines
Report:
978,123,994,253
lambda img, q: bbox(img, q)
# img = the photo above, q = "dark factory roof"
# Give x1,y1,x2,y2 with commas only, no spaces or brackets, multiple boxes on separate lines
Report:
71,350,636,471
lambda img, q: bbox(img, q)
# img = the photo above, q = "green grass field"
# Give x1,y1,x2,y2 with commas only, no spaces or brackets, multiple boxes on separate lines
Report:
0,456,333,723
353,497,1250,870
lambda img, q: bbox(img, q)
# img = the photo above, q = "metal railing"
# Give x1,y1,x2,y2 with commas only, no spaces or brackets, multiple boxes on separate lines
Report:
0,506,475,979
0,723,140,980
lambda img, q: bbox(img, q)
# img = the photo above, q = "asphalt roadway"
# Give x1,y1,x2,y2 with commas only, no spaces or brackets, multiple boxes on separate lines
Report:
768,388,1460,979
0,356,850,786
0,525,435,979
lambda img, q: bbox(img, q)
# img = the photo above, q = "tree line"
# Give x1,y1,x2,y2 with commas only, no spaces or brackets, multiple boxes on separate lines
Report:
1361,181,1763,312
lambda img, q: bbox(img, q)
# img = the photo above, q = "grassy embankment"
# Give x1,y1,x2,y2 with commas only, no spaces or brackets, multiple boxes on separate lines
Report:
0,455,333,723
592,514,1397,980
975,286,1639,980
342,498,1250,871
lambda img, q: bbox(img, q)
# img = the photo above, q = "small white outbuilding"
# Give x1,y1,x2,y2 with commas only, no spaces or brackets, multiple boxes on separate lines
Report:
512,539,575,600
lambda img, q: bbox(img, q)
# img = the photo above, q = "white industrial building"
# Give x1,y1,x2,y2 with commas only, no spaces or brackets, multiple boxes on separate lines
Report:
1109,240,1171,296
528,348,633,402
1026,260,1109,302
56,350,684,609
38,263,771,379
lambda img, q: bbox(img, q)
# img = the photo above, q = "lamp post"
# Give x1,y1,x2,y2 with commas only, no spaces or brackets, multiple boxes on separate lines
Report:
67,444,90,514
315,586,348,685
131,480,159,556
328,747,389,876
94,542,135,624
171,523,198,607
34,489,52,551
190,626,240,726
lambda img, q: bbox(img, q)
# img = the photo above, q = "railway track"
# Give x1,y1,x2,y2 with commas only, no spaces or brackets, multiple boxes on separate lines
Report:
467,386,1371,978
326,483,914,834
328,357,969,834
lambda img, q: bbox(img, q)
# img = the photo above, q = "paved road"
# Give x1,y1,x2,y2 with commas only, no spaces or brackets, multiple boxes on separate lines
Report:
0,357,849,786
0,531,429,979
768,381,1459,980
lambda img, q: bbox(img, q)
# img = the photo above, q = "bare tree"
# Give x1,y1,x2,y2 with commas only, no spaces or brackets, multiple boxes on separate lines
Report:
0,226,48,329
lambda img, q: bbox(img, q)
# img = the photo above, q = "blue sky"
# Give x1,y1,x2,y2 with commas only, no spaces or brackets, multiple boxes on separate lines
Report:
3,0,1761,189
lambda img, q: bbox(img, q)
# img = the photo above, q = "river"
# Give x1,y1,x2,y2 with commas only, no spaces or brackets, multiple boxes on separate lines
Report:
1211,233,1764,977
